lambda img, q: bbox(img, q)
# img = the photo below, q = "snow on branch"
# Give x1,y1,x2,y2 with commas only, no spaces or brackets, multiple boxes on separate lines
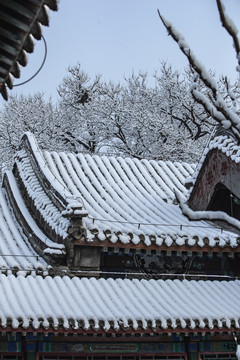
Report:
191,87,240,137
157,4,240,140
189,86,222,121
216,0,240,71
157,10,218,96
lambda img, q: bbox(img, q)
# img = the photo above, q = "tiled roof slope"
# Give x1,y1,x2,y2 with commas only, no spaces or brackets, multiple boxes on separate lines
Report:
2,169,66,259
0,185,48,275
0,0,59,100
8,132,240,251
42,149,240,250
10,133,87,252
1,274,240,332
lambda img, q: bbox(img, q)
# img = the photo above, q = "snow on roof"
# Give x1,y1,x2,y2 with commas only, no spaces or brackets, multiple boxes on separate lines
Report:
1,274,239,332
14,147,70,240
4,170,65,253
209,134,240,163
186,132,240,193
42,149,240,249
5,132,240,253
12,133,88,245
177,131,240,232
0,186,48,275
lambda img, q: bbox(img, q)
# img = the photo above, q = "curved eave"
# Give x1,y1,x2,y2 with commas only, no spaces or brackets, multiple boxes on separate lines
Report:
0,0,59,100
0,326,238,336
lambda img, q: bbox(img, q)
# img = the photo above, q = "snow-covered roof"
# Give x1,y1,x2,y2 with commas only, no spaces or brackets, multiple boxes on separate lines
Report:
1,274,239,332
209,134,240,163
187,133,240,191
0,186,48,275
5,132,240,252
184,131,240,229
1,133,240,336
43,152,240,250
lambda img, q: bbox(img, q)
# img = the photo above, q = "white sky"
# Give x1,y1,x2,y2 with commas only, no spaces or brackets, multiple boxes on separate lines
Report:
3,0,240,104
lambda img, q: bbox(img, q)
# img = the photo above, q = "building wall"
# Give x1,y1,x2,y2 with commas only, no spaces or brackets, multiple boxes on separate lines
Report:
189,149,240,212
0,332,237,360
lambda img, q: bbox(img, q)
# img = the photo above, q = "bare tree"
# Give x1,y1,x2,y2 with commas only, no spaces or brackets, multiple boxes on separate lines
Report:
1,61,217,169
58,63,211,162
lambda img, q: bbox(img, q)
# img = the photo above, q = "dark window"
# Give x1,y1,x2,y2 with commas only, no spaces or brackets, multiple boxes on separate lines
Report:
207,183,240,220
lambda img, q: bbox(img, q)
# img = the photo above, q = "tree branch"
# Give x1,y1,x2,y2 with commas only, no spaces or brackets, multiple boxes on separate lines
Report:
157,9,218,97
158,6,240,140
216,0,240,68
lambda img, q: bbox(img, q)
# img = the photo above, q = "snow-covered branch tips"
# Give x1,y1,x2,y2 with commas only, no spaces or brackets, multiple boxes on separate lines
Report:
158,0,240,141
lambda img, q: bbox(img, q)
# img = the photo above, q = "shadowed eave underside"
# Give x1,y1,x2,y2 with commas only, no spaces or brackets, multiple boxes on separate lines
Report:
0,0,59,100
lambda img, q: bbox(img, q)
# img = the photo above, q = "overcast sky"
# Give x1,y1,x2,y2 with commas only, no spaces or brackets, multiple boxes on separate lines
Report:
3,0,240,104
